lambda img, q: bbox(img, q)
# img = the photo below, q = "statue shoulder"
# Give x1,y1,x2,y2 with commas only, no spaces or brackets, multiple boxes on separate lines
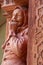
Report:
17,27,28,36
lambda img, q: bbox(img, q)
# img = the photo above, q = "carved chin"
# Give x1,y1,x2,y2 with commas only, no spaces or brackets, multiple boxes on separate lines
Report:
1,59,25,65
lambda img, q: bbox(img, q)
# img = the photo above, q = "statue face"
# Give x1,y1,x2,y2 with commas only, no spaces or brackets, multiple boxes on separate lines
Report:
12,8,24,26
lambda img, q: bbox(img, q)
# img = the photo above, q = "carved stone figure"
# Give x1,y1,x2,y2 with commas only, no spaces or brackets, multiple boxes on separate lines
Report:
1,6,28,65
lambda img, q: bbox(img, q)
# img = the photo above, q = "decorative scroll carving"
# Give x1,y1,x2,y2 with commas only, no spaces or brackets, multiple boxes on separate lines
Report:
33,1,43,65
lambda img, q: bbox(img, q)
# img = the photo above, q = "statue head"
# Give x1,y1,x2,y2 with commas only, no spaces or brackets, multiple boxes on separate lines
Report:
11,6,28,26
11,6,28,33
11,8,24,27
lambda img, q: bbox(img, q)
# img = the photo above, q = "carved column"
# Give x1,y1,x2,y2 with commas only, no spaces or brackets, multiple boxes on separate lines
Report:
27,0,43,65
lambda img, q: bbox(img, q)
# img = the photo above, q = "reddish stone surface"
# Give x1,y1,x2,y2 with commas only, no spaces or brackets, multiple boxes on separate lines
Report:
1,5,28,65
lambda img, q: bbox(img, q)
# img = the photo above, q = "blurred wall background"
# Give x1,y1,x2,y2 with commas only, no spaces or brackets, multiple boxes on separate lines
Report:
0,8,6,64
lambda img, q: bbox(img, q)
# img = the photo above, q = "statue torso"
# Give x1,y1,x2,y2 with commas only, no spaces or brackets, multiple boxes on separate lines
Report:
1,27,28,65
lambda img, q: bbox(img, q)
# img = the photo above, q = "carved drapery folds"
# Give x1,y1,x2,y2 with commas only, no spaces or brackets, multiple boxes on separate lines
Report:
1,0,28,65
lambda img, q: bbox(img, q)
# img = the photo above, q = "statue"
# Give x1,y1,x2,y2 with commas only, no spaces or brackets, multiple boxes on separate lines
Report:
1,6,28,65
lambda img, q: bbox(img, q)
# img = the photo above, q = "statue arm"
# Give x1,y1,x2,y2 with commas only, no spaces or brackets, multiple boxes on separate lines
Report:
11,34,28,58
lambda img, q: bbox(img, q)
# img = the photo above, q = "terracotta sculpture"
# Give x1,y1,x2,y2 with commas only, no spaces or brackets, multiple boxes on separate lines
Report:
1,6,28,65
